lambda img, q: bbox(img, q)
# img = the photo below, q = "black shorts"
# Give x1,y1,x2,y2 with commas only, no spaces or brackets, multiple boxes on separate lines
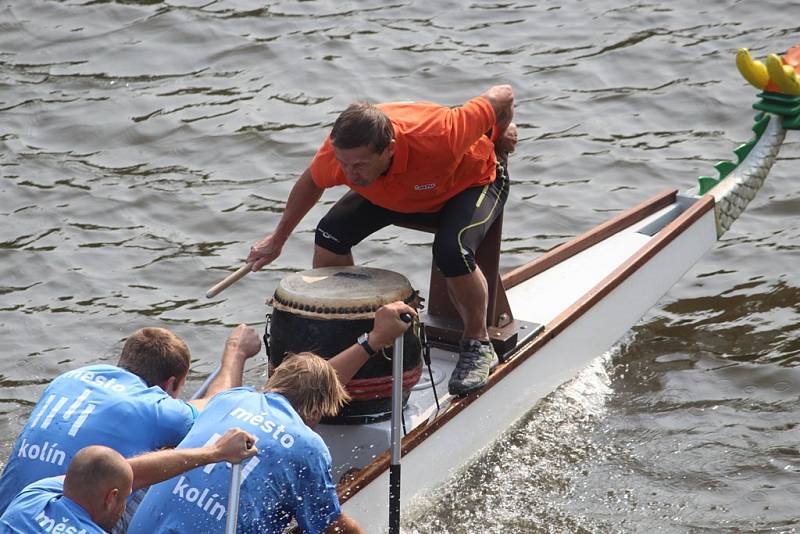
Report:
315,163,510,277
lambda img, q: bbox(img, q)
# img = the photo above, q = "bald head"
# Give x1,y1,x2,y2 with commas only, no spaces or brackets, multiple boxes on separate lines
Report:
64,446,133,530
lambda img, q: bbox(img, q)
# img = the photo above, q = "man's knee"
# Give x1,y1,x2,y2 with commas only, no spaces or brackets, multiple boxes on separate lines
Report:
432,237,475,277
314,219,351,256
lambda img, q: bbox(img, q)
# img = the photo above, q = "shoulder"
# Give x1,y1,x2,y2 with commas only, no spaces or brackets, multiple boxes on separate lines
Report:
378,101,447,128
17,476,64,500
309,137,345,188
204,386,257,410
194,387,259,425
211,386,257,402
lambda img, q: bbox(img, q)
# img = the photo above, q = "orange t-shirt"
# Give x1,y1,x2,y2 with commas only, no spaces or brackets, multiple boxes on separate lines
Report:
309,97,498,213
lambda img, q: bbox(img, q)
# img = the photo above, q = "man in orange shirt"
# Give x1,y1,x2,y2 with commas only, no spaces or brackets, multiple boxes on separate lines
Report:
248,85,515,396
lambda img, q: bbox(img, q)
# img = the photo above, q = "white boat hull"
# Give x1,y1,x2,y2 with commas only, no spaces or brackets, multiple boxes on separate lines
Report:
337,193,718,532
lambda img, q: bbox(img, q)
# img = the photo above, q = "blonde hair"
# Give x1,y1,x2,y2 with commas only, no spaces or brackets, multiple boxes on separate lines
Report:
266,352,350,423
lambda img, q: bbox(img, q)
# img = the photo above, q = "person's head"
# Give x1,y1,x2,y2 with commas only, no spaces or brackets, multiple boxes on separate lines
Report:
266,352,350,427
63,446,133,531
330,102,395,187
117,327,191,397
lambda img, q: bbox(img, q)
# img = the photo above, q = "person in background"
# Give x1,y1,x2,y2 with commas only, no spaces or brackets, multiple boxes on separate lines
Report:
0,427,257,533
0,323,261,516
247,85,515,397
128,302,415,534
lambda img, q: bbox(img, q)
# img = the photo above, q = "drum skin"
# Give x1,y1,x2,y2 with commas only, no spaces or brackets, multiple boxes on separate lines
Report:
267,267,422,424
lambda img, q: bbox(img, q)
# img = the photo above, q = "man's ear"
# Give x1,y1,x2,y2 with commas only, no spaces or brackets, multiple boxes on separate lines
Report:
159,375,178,398
104,487,120,511
386,139,396,157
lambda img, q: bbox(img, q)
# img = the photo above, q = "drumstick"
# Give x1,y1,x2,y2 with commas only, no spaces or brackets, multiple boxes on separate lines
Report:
206,262,254,299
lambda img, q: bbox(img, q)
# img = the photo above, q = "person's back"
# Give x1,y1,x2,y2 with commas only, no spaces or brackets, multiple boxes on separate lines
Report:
0,476,106,534
129,387,340,533
0,363,195,514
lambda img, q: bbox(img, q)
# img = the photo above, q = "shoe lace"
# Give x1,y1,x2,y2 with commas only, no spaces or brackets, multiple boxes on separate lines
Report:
454,342,486,374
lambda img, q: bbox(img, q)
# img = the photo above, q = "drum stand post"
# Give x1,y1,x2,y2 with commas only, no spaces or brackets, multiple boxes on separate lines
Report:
398,215,536,357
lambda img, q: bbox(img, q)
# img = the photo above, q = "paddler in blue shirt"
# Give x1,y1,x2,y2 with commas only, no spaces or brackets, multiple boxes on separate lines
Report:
0,427,258,533
0,323,262,518
129,301,416,534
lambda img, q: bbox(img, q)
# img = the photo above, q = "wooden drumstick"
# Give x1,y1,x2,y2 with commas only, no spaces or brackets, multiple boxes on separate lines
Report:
206,262,254,299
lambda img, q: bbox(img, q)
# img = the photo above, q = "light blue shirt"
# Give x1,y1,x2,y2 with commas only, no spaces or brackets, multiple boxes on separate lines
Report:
0,365,196,515
0,476,104,534
129,388,341,534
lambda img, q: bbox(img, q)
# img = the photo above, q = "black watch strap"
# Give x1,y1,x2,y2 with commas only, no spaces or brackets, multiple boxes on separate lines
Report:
357,333,377,356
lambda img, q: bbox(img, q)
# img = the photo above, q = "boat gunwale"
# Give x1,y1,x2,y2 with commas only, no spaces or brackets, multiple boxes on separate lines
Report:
338,188,715,505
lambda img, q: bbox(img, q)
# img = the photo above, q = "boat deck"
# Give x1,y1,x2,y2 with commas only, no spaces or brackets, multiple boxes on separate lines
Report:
318,196,696,482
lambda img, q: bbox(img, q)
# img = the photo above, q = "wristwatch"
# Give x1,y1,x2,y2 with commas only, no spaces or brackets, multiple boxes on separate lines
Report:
357,333,377,357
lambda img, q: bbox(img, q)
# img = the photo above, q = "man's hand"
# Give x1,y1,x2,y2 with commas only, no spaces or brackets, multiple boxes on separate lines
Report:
129,427,259,489
225,324,261,361
368,301,417,348
247,233,285,271
189,324,261,411
211,428,259,464
495,122,518,156
481,84,514,134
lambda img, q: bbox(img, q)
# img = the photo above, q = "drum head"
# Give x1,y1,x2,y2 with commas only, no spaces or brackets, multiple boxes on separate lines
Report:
272,266,416,319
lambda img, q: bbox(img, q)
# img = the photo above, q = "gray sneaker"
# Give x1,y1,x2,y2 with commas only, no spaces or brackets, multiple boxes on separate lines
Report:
448,338,499,396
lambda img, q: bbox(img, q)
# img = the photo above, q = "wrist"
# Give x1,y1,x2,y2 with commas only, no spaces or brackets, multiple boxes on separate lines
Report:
271,228,290,245
357,332,378,357
366,330,389,350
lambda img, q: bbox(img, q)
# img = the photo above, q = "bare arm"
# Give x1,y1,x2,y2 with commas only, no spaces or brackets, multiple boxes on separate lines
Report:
248,167,324,271
128,428,257,490
481,84,514,137
327,302,417,385
189,324,261,411
322,512,366,534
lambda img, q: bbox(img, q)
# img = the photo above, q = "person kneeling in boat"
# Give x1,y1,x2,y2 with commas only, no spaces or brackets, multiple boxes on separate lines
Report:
0,427,257,533
0,323,262,522
127,302,415,534
247,85,516,397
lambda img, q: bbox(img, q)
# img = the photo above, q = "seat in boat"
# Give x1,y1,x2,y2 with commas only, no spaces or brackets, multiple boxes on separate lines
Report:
396,212,533,357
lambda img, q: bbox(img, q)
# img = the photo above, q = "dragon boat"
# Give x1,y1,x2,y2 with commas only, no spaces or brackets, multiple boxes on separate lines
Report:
321,45,800,532
206,45,800,533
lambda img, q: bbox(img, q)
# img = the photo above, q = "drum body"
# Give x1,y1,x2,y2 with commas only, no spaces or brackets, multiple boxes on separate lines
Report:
268,266,422,424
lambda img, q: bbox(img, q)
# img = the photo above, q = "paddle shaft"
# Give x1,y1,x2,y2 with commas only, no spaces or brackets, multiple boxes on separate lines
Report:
206,262,254,299
226,462,242,534
389,313,412,534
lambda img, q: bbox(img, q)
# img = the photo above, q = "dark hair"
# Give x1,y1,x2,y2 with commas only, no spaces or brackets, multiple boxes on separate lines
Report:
117,328,191,387
330,101,394,153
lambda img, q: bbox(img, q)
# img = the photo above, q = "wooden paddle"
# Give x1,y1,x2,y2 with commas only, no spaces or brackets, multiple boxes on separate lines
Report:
206,262,254,299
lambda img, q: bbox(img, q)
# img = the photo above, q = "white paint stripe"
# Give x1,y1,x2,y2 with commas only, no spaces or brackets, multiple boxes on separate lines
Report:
202,433,223,474
41,397,69,429
68,403,96,436
239,456,260,486
63,389,91,419
29,394,55,428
